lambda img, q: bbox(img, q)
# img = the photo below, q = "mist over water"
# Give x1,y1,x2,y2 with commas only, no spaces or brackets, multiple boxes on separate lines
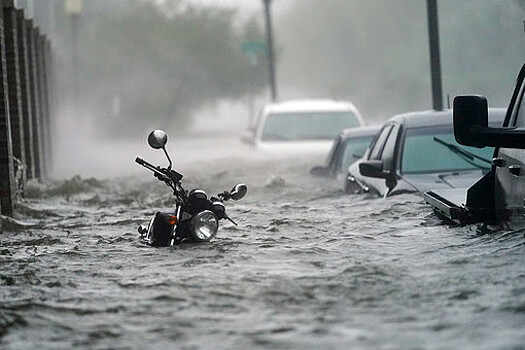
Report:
2,136,525,349
43,0,525,180
50,99,254,179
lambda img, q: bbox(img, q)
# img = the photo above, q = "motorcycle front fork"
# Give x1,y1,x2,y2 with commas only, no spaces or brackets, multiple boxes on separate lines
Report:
169,205,182,246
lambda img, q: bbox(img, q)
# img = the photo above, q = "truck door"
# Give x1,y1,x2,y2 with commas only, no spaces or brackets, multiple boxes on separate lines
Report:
494,77,525,222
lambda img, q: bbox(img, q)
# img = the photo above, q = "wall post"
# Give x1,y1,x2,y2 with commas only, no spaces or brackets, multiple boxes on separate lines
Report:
3,0,25,194
0,0,15,217
25,19,41,179
16,10,34,179
35,30,48,178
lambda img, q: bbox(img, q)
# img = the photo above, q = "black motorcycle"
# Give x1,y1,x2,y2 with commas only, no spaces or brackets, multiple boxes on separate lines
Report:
136,130,247,247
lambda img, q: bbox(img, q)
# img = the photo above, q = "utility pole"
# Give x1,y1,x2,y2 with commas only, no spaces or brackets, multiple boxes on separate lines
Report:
263,0,278,101
426,0,443,111
65,0,82,113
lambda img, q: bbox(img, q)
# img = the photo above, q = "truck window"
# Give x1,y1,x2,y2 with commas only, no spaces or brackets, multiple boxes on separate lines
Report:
513,79,525,128
369,125,393,160
381,125,399,171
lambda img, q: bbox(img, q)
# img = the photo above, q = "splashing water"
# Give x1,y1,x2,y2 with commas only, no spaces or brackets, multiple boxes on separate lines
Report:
1,137,524,349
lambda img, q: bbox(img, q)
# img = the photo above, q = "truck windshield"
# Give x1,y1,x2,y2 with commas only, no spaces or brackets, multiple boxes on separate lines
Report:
401,126,494,174
261,111,361,141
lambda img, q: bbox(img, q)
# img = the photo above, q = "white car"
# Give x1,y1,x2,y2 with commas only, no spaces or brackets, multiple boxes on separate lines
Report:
242,99,364,156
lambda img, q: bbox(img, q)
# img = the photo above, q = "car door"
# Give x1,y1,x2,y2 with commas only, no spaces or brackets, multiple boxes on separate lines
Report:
494,77,525,221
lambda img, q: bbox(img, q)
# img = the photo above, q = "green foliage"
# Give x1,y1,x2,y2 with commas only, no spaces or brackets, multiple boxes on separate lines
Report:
54,0,267,138
51,0,523,134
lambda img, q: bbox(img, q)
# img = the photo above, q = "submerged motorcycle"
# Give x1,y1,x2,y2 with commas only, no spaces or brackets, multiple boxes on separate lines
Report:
136,130,247,247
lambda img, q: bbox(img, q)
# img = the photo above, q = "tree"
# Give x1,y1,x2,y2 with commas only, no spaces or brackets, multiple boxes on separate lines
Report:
53,0,267,138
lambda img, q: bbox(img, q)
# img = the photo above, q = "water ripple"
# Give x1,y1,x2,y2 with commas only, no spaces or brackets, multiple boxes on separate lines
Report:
0,162,524,349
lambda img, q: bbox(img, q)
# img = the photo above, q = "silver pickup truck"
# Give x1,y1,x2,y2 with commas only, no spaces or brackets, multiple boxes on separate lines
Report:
425,62,525,226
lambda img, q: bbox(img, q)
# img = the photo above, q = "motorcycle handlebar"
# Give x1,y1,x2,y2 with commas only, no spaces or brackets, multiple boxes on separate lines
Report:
135,156,184,193
135,157,153,166
135,157,168,179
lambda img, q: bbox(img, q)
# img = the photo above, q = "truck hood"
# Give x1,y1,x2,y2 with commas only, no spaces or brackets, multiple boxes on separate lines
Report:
255,140,334,157
403,170,486,193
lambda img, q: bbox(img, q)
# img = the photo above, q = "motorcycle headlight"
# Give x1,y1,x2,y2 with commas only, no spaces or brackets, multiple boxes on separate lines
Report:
190,210,218,242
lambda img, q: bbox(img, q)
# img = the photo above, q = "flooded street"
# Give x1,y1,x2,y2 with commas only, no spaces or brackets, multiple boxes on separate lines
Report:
1,136,524,349
0,1,523,348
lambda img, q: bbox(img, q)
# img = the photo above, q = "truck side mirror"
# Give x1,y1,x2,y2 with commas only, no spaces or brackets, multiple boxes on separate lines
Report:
359,160,388,179
453,95,525,149
454,95,489,147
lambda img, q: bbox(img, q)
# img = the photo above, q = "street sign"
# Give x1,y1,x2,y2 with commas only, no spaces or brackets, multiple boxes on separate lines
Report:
241,41,267,54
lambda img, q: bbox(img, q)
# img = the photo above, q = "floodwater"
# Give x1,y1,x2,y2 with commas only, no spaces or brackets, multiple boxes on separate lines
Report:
1,136,524,349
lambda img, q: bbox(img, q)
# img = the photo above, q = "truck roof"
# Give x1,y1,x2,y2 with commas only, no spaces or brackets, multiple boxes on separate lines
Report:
263,99,361,115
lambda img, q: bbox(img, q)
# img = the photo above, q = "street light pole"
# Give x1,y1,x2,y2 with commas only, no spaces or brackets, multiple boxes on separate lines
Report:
263,0,278,101
65,0,82,113
426,0,443,111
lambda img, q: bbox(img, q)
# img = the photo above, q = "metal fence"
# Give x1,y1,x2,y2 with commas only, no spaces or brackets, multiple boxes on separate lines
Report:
0,0,54,231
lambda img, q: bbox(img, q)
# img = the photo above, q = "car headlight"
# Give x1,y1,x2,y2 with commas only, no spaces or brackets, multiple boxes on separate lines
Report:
190,210,218,242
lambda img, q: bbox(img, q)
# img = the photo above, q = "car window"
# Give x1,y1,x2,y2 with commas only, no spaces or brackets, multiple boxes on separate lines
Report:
369,125,393,160
401,125,494,174
261,111,361,141
381,124,399,171
339,136,375,172
325,135,342,167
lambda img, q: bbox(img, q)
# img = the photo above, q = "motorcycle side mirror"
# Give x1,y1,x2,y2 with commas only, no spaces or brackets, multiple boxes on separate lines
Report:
148,130,168,149
230,183,247,201
148,129,173,170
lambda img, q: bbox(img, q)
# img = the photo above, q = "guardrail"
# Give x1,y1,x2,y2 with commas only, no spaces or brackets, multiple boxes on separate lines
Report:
0,0,54,231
